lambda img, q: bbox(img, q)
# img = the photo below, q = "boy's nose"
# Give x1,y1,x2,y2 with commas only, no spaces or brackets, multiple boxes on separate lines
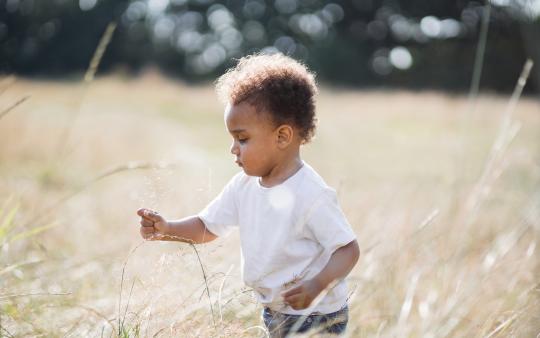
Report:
230,141,239,155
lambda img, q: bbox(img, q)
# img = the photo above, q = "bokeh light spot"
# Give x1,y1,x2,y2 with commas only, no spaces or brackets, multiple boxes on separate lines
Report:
147,0,169,16
153,16,175,40
420,16,441,38
243,20,266,43
176,31,204,53
125,1,147,21
389,46,413,70
79,0,97,11
208,5,235,31
274,35,296,54
322,3,344,23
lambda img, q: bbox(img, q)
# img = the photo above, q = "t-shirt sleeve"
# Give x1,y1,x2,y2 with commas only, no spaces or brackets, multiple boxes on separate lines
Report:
197,174,241,237
304,188,356,253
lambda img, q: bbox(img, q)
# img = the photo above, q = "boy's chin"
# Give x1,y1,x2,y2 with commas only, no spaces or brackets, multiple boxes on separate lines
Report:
241,167,259,177
241,168,254,176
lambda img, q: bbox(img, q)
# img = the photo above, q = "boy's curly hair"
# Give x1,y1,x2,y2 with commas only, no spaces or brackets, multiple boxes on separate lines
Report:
215,53,318,143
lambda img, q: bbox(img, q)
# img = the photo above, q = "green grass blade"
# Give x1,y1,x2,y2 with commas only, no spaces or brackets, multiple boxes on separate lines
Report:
8,222,58,243
0,203,19,240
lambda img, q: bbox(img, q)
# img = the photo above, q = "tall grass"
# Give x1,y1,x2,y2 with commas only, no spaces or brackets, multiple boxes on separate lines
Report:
0,14,538,332
0,74,538,336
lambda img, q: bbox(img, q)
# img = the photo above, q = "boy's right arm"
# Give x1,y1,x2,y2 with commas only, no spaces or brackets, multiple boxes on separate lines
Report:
137,208,217,244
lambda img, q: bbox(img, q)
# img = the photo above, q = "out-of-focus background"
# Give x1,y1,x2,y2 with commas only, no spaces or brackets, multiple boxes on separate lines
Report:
1,0,540,91
1,1,539,337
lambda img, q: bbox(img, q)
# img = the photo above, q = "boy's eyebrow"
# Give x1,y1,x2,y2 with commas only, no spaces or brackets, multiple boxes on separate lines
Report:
229,128,246,133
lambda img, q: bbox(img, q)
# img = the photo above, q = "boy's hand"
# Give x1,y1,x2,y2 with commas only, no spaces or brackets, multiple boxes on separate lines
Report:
282,279,323,310
137,208,169,240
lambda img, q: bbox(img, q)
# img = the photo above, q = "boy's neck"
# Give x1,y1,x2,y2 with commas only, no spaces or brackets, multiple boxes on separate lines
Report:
259,154,303,188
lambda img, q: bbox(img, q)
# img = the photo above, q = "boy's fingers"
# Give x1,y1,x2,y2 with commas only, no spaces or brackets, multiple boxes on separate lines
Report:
284,294,306,307
140,226,155,234
137,208,156,219
140,226,156,240
137,208,163,222
140,227,156,235
140,219,153,227
282,286,302,298
137,208,148,217
284,292,304,302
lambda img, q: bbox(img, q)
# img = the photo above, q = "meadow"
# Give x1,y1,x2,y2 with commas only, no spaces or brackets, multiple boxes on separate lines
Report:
0,73,539,337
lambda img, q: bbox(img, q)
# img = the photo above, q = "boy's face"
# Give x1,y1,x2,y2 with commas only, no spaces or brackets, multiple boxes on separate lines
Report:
225,102,280,177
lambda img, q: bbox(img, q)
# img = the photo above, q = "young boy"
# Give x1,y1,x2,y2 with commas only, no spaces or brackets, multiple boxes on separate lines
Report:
137,53,359,337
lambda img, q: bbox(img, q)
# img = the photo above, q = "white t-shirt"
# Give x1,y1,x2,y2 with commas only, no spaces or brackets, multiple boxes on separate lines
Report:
198,162,356,315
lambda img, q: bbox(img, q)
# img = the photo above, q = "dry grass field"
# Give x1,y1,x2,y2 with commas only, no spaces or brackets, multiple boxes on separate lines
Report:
0,73,539,337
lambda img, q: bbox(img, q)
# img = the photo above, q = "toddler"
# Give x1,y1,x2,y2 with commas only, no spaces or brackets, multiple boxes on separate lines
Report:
138,53,360,337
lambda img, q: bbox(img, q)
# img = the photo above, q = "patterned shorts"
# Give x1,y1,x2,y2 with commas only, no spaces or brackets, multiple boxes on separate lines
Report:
262,305,348,337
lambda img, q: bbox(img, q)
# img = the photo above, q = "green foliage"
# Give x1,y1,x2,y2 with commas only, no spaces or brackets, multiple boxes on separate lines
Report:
0,198,18,243
118,323,141,338
0,197,57,246
1,0,538,92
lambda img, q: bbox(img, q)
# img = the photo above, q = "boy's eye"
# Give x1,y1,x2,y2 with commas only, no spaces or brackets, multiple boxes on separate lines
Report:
238,138,248,144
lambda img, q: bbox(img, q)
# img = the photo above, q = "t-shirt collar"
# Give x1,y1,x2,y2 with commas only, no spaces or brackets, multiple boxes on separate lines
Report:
257,161,306,190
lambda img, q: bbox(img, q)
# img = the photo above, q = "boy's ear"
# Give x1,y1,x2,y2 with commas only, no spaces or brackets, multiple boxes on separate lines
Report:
276,124,294,149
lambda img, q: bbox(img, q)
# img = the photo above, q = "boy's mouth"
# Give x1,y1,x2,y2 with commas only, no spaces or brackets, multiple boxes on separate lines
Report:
235,160,243,167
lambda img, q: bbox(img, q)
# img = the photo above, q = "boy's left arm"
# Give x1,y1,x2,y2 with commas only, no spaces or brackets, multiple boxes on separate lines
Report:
283,240,360,310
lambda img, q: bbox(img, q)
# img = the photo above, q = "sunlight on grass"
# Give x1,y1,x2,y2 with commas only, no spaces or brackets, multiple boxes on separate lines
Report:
0,75,539,337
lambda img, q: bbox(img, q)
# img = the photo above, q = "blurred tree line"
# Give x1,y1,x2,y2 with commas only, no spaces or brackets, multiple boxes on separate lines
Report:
1,0,539,92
